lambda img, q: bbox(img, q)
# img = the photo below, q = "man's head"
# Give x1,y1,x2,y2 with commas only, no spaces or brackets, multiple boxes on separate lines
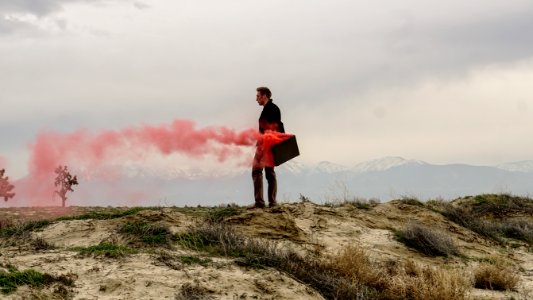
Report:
256,87,271,106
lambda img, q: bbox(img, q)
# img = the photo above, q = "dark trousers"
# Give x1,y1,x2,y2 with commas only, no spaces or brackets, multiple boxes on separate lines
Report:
252,167,277,207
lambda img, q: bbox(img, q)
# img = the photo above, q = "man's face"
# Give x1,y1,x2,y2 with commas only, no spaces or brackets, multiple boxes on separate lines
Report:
256,92,268,106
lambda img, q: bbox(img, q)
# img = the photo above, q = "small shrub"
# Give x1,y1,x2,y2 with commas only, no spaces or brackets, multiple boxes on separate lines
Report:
395,223,459,257
474,263,520,291
500,219,533,245
72,243,136,258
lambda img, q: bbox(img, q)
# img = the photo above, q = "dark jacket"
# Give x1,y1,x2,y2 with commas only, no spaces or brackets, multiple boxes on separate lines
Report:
259,99,285,133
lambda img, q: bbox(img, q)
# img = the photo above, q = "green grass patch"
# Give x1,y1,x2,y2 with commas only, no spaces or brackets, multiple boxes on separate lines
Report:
0,266,74,294
120,221,172,246
72,243,137,258
0,220,53,237
205,207,244,223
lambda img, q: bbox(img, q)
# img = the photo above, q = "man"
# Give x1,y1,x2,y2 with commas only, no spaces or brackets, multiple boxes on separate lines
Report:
251,86,284,209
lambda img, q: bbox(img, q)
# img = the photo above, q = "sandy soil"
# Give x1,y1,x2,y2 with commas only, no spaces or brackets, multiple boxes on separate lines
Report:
1,202,531,299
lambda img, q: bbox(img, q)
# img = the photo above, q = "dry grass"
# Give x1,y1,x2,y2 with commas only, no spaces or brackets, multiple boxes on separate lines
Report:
474,261,520,291
329,244,471,300
329,244,387,289
175,223,374,299
385,260,471,300
395,223,459,257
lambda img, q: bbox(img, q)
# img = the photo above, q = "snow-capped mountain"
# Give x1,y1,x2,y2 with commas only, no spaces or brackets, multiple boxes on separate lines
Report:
314,161,349,173
495,160,533,173
277,160,309,174
351,156,426,173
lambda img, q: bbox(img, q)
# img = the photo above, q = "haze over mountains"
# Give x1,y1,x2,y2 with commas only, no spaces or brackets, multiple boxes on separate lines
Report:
51,156,532,207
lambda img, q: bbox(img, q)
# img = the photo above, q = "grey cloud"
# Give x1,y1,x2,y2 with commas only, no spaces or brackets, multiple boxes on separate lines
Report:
133,2,149,10
0,0,64,16
0,0,132,15
0,0,133,36
0,17,33,35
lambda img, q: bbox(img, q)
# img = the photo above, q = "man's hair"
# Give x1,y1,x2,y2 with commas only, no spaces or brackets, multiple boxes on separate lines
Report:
256,87,272,99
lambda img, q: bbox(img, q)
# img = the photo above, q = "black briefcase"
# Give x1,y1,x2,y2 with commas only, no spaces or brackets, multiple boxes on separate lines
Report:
271,135,300,166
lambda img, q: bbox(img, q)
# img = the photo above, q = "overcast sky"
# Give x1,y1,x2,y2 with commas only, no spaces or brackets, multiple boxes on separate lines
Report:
1,0,533,179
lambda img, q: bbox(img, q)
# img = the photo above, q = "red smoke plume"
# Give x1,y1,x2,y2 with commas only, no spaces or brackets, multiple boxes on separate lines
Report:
17,120,260,206
30,120,259,176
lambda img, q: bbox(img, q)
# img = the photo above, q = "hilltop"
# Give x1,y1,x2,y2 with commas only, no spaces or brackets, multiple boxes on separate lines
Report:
0,194,532,299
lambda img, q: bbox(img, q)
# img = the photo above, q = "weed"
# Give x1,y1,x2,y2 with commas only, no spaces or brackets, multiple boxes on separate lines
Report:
471,194,533,217
325,197,376,210
0,219,53,238
30,237,55,250
175,281,214,300
299,193,311,203
441,201,533,245
0,266,74,294
205,206,244,223
178,256,212,266
72,242,136,258
441,204,503,243
120,221,172,246
56,207,146,221
398,197,425,207
395,223,459,257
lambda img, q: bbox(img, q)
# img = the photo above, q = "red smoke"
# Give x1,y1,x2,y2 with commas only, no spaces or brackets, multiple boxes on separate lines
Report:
30,120,259,176
17,120,260,206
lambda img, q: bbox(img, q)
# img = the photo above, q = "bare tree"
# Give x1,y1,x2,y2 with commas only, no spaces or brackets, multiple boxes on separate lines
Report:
0,169,15,201
54,165,78,207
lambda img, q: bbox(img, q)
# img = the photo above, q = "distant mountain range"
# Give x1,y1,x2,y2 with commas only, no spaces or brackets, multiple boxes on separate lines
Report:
7,157,533,207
